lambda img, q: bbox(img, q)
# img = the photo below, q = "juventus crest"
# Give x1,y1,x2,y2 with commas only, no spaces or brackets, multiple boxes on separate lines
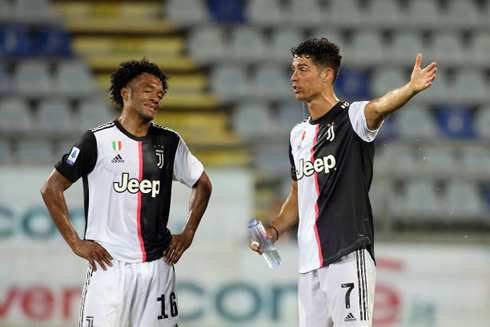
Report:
155,149,164,169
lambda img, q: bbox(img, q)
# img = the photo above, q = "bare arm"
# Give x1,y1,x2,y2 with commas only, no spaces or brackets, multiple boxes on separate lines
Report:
41,169,113,271
365,54,437,130
250,180,299,254
163,171,212,265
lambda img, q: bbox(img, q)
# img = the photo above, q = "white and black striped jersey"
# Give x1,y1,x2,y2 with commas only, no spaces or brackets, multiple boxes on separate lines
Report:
289,101,380,273
55,120,204,263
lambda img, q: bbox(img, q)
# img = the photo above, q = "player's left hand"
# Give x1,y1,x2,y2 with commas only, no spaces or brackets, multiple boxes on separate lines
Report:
163,230,194,265
410,53,437,94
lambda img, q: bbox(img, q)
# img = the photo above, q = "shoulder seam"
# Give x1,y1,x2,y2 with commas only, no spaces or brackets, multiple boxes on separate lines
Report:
91,121,115,133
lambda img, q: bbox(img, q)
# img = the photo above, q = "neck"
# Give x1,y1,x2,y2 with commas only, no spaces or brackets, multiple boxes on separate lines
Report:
118,110,150,137
307,89,339,120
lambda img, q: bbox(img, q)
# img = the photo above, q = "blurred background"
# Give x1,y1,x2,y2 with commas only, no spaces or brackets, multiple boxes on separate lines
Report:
0,0,489,326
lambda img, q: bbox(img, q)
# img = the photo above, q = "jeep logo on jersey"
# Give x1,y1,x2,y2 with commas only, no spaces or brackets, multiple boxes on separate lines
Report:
296,155,336,180
113,173,160,198
155,149,164,169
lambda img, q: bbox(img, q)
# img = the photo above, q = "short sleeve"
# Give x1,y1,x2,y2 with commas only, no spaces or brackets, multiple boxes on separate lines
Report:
348,101,381,143
55,130,97,182
289,142,297,181
173,138,204,188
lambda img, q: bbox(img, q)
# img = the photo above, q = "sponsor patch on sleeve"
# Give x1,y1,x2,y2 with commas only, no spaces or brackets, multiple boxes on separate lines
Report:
66,146,80,166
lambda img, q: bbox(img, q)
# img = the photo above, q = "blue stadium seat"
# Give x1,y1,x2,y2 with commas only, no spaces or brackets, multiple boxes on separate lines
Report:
0,25,32,58
436,106,475,139
33,27,73,57
207,0,245,23
334,66,372,100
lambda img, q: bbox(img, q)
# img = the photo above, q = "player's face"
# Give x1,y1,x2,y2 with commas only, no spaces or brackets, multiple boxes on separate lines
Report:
125,72,165,122
290,56,325,102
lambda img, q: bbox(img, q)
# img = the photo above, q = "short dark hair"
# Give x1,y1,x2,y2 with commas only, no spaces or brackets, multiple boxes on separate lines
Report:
291,38,342,82
109,58,169,108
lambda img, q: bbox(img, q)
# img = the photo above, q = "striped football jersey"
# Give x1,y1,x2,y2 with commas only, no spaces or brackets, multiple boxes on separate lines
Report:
56,120,204,263
289,101,379,273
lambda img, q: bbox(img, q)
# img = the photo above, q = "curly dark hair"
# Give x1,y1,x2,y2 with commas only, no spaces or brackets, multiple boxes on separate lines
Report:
109,58,169,108
291,38,342,82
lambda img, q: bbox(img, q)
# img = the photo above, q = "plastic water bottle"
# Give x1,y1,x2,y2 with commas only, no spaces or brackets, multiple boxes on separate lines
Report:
248,219,282,268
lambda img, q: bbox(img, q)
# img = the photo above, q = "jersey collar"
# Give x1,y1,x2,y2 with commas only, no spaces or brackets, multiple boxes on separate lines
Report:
308,101,343,125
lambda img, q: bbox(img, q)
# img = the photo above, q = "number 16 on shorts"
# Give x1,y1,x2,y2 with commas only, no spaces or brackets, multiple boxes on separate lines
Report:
157,292,178,320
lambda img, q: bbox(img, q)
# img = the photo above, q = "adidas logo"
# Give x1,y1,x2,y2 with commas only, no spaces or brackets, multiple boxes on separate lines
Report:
111,154,125,163
344,312,356,322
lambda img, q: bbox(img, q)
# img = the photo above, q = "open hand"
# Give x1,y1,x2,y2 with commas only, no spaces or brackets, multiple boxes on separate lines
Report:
410,53,437,94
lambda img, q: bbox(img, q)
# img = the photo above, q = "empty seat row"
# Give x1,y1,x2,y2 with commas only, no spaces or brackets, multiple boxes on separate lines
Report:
0,97,115,136
0,60,95,97
376,143,490,178
0,25,72,58
246,0,489,29
188,25,490,68
0,0,54,23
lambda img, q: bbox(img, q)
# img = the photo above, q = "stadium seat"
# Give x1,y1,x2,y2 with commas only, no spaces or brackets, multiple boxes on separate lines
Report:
78,98,115,130
0,97,32,135
0,64,13,95
55,60,96,96
375,115,397,141
404,0,441,28
445,0,479,29
399,180,441,218
232,102,278,141
15,60,54,96
165,0,210,26
187,26,229,64
445,181,485,218
369,179,392,219
350,31,387,66
328,0,363,28
252,64,290,100
365,0,402,27
288,0,324,27
389,31,426,64
254,144,291,181
0,0,12,21
461,145,490,176
229,27,268,62
453,70,487,102
471,32,490,65
12,0,53,23
436,106,475,139
207,0,245,23
420,145,455,175
334,66,372,100
17,139,54,165
0,139,12,164
431,33,465,65
36,99,75,135
309,28,346,49
277,101,308,134
33,27,73,57
0,25,32,58
371,68,406,98
246,0,285,27
210,65,249,102
474,106,490,140
394,104,439,140
270,28,304,64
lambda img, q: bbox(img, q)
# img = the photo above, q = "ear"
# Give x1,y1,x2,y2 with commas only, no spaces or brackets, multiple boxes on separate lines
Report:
322,68,334,82
121,87,131,103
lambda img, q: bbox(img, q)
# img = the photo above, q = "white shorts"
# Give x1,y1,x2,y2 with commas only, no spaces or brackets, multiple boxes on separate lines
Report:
79,258,179,327
298,248,375,327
